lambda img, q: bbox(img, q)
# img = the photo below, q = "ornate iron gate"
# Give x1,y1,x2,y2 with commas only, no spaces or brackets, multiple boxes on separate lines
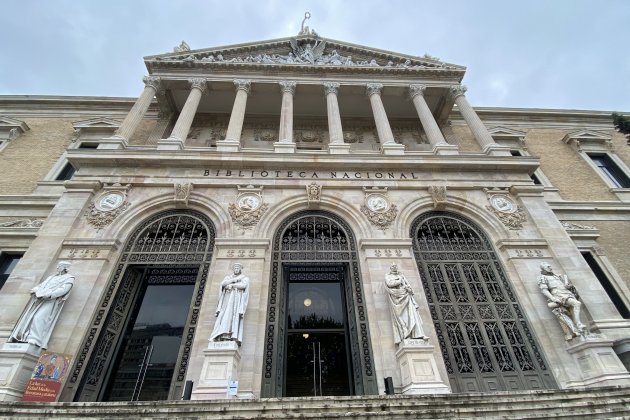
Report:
63,210,215,401
261,211,377,397
411,212,556,392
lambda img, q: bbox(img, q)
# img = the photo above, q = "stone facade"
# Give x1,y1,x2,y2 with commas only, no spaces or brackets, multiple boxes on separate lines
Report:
0,31,629,409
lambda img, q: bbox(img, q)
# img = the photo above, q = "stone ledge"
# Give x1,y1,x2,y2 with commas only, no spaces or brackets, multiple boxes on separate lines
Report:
0,386,628,419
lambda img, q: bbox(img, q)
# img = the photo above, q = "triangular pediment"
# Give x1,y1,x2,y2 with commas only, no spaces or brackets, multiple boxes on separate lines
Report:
563,129,611,141
0,116,29,132
145,35,465,78
563,129,612,152
72,117,121,130
487,126,527,138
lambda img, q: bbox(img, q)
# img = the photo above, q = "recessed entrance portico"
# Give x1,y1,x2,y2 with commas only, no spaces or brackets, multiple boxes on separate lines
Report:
261,211,378,397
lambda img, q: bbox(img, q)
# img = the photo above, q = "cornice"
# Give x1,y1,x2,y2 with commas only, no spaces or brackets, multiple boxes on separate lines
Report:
65,149,540,173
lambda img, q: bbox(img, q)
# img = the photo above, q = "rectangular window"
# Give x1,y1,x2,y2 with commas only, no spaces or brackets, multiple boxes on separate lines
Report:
0,253,22,290
581,251,630,318
588,154,630,188
55,162,76,181
78,142,99,149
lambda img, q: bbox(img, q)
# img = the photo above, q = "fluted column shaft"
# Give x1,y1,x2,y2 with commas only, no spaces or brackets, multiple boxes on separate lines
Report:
224,79,251,144
168,78,207,142
366,83,395,144
409,85,447,146
323,83,344,144
114,76,160,141
450,85,496,149
278,81,296,143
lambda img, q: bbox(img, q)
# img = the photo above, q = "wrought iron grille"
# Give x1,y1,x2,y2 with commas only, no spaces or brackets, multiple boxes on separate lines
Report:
65,210,215,402
262,211,377,397
411,212,556,392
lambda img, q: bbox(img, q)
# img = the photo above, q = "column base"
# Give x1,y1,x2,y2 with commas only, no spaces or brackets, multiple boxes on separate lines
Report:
273,142,296,154
216,140,240,153
0,342,42,402
98,135,128,150
381,143,405,155
395,339,450,395
191,341,242,400
565,335,630,388
483,143,512,156
328,143,351,154
157,137,185,150
432,143,459,155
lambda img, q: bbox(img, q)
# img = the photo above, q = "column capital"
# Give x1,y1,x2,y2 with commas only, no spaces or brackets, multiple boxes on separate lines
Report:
408,84,427,100
279,80,297,95
366,83,383,97
449,85,467,99
323,82,340,95
234,79,252,94
189,78,209,95
142,76,161,91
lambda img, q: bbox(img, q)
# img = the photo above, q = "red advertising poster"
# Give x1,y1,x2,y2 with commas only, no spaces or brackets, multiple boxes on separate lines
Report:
21,352,72,402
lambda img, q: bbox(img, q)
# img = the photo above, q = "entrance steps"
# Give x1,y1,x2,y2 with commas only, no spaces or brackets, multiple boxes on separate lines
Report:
1,386,629,419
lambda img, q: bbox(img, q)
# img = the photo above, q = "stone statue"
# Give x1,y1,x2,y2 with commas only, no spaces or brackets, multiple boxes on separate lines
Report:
385,263,426,344
9,261,75,349
210,263,250,345
537,262,586,340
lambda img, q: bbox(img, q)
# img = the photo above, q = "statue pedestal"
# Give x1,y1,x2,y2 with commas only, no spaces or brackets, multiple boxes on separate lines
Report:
395,339,450,394
157,137,185,150
432,143,459,155
565,335,630,388
0,342,41,401
192,341,241,400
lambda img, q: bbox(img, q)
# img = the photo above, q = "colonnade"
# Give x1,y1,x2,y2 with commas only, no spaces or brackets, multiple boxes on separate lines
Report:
110,76,506,155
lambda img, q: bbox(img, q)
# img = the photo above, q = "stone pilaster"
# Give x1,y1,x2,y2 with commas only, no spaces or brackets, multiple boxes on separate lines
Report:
323,82,350,154
409,85,458,155
104,76,160,149
274,81,296,153
218,79,251,152
449,85,509,156
159,78,208,150
366,83,404,155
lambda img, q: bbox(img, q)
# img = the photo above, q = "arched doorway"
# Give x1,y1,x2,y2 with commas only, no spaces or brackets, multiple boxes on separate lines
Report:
411,211,556,392
63,210,215,402
261,211,377,397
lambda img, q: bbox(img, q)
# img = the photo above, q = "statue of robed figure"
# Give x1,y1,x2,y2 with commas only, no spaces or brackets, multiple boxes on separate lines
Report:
385,263,426,344
210,263,250,345
9,261,75,349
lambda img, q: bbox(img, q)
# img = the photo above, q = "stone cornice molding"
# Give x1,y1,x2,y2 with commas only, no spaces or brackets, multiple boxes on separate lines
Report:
366,83,383,97
323,82,340,95
408,84,427,100
279,81,297,95
0,116,29,134
233,79,252,94
189,78,209,95
142,76,161,91
449,85,467,99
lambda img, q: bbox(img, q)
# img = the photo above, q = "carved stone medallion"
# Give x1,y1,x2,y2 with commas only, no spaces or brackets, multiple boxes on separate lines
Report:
86,186,131,229
484,189,526,230
229,186,268,231
361,188,397,231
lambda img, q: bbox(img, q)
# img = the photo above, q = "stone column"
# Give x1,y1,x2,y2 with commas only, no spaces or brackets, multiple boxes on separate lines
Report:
366,83,404,155
449,85,509,156
324,82,350,154
217,79,251,152
409,84,458,155
158,78,208,150
102,76,161,149
274,81,297,153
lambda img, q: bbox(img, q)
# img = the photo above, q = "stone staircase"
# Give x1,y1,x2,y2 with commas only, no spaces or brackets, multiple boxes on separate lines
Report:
1,386,629,419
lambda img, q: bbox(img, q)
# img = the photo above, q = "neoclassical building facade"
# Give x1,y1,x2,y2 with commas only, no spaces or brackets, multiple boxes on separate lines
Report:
0,30,629,408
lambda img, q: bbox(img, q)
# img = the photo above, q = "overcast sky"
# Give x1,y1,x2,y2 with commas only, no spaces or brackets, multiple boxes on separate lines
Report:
1,0,629,111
